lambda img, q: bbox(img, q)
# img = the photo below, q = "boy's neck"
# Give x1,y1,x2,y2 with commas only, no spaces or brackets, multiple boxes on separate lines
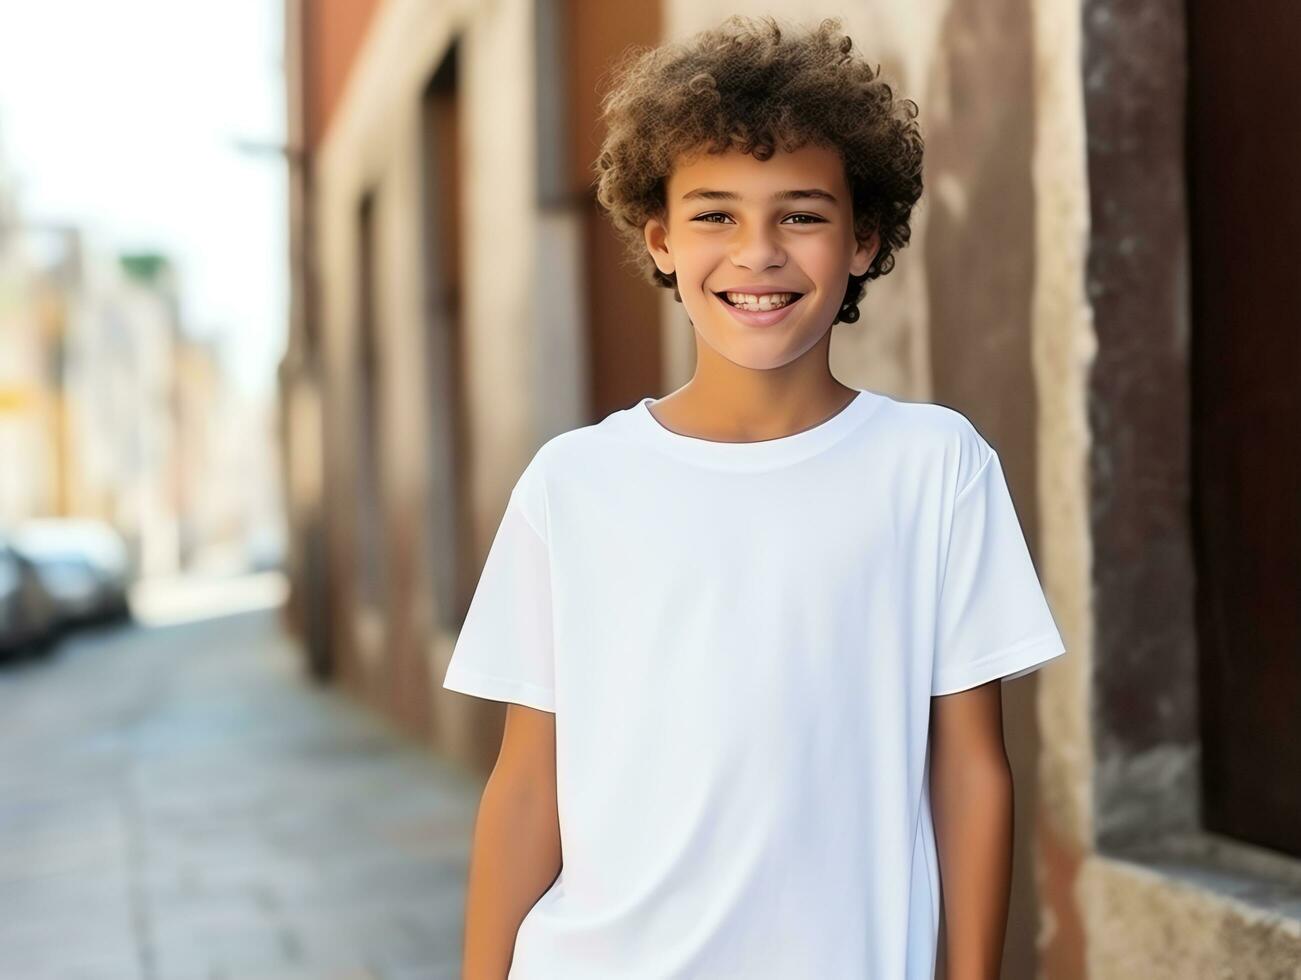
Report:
646,376,859,444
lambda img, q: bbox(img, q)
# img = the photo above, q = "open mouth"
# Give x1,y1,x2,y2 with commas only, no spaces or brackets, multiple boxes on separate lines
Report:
713,291,805,312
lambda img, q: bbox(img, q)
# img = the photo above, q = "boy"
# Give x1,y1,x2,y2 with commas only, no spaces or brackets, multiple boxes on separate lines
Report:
442,14,1066,979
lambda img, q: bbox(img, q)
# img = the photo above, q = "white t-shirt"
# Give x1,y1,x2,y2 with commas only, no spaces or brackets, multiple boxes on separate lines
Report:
442,386,1066,979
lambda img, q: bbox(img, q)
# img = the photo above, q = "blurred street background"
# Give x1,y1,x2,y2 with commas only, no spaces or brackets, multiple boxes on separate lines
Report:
1,1,1298,978
0,590,475,979
0,1,483,976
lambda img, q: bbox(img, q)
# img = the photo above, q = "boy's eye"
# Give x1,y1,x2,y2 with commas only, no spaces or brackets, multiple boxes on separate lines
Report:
691,212,826,225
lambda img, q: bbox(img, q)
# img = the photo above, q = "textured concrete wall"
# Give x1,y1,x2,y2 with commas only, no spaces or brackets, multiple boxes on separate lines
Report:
1029,0,1096,974
1080,845,1301,978
1082,0,1199,851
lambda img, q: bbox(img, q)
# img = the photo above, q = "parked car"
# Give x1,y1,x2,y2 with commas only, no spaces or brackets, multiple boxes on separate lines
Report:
13,519,132,627
0,535,60,658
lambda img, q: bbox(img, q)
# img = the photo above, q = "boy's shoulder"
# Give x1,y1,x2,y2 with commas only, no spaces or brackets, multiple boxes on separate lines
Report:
509,406,634,501
878,394,995,490
833,392,994,504
527,404,634,469
832,389,992,463
871,391,981,439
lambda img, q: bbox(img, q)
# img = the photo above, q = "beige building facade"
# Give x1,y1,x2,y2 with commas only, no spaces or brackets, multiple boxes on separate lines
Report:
280,1,1301,975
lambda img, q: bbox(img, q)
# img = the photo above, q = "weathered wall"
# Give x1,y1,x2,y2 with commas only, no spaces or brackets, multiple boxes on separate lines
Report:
1030,0,1096,974
1075,0,1301,975
308,0,549,757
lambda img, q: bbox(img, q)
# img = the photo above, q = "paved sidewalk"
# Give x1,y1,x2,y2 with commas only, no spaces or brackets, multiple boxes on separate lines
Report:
0,605,483,979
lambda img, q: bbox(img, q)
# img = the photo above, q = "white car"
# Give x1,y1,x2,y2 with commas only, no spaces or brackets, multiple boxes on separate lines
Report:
13,519,132,626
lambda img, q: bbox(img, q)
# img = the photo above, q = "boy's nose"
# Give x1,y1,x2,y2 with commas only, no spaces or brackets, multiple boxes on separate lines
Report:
729,227,787,270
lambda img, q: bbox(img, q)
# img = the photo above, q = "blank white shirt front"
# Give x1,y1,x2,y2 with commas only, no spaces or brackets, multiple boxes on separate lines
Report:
443,387,1067,979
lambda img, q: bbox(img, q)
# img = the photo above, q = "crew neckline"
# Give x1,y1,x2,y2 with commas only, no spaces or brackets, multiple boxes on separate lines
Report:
629,387,883,471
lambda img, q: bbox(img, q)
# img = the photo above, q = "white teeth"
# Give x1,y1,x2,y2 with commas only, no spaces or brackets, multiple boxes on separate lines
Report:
724,291,796,311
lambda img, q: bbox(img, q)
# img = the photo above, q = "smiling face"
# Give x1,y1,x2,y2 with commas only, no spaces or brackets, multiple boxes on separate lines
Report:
643,142,879,372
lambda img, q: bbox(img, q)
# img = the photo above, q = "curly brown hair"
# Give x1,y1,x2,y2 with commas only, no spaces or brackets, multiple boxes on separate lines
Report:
592,15,924,325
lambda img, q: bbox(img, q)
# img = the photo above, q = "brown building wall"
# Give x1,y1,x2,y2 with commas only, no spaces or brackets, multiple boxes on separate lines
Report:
303,0,386,152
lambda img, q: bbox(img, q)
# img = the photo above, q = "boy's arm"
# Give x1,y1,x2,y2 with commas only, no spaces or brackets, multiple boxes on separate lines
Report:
929,681,1014,980
460,703,562,979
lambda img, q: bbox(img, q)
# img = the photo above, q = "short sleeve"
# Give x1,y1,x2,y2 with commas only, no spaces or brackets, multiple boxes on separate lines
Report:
931,438,1066,696
442,452,556,712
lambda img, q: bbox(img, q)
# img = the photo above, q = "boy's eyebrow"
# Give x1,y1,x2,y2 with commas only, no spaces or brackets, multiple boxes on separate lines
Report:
680,188,839,204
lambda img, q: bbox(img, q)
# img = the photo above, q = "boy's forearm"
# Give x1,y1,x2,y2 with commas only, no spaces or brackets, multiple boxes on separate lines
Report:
930,754,1015,980
460,773,562,979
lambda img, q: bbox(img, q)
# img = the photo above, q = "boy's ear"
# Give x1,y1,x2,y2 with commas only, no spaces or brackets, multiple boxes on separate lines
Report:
643,214,675,276
850,229,881,278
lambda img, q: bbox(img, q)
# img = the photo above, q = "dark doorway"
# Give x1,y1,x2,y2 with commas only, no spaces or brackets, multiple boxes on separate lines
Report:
420,43,474,628
355,191,386,613
1188,4,1301,857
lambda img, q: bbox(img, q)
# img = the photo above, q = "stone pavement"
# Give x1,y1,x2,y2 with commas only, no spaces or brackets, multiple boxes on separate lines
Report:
0,604,485,979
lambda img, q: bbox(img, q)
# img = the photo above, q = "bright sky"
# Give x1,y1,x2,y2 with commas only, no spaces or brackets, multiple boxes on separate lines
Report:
0,0,286,396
